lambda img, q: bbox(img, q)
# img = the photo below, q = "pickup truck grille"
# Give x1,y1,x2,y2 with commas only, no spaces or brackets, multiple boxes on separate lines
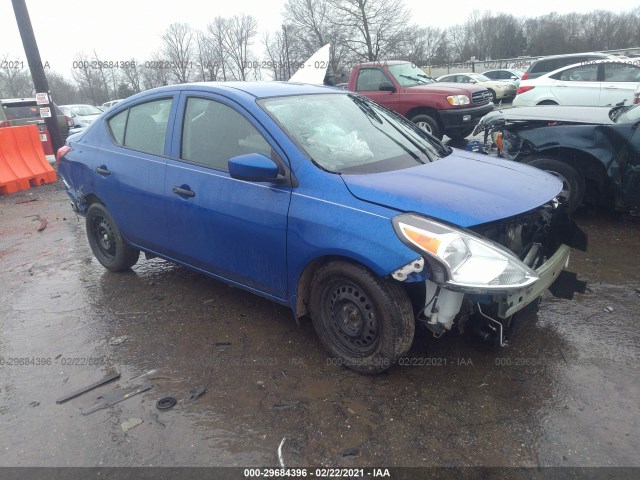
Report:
472,90,493,105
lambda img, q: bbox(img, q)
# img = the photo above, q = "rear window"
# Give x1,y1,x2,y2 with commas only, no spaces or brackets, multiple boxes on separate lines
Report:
1,102,63,120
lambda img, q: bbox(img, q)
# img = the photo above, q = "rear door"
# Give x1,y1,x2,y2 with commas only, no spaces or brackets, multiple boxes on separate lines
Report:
549,63,601,105
163,93,291,299
599,62,640,106
94,95,176,253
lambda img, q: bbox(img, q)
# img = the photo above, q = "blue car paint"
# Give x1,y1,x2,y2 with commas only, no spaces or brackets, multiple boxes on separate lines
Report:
58,81,562,316
342,149,562,228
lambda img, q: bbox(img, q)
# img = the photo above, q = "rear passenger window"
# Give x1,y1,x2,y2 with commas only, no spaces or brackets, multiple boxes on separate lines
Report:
108,110,128,145
124,99,172,155
108,98,173,155
181,97,272,171
555,64,598,82
604,63,640,82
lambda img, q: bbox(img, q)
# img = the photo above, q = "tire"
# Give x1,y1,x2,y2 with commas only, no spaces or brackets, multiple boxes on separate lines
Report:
411,114,442,140
310,261,415,374
86,203,140,272
447,127,475,141
488,89,497,102
537,100,558,105
524,157,585,213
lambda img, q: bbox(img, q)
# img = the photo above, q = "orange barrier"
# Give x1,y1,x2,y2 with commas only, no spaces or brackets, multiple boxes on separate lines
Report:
0,125,57,195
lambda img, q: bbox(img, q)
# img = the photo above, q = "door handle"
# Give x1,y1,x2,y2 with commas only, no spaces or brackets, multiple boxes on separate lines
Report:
95,166,111,176
603,86,619,89
172,186,195,198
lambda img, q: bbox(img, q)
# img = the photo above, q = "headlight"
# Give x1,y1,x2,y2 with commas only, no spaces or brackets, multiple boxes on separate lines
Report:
392,214,538,291
446,95,470,106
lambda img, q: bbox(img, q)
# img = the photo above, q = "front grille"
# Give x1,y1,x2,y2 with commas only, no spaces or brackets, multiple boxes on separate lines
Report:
472,90,493,105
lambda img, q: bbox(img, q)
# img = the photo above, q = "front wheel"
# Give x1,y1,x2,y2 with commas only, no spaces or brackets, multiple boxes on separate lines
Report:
411,114,442,140
524,157,585,213
310,261,415,374
86,203,140,272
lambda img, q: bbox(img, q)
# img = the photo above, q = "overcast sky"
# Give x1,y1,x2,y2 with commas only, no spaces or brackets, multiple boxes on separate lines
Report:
1,0,637,77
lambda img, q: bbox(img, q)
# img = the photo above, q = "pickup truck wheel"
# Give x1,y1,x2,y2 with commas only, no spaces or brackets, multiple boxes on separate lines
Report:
524,157,585,213
411,114,442,140
310,261,415,374
86,203,140,272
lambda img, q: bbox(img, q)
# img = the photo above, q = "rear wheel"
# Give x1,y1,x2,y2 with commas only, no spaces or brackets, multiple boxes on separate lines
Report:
524,157,585,213
310,261,415,374
411,114,442,140
86,203,139,272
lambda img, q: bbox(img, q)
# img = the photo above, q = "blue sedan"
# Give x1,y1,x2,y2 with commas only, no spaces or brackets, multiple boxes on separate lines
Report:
57,82,586,373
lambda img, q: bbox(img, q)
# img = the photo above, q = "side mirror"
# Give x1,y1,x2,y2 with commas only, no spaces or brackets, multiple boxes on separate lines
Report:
469,79,477,84
379,81,395,92
510,75,518,80
228,153,280,182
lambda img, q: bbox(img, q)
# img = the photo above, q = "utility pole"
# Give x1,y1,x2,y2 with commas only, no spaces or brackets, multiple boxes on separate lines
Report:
12,0,63,154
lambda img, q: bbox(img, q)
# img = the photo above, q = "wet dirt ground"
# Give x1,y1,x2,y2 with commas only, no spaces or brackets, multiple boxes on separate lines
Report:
0,180,638,470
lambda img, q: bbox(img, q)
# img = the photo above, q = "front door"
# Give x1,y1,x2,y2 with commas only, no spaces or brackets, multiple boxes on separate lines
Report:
164,94,291,299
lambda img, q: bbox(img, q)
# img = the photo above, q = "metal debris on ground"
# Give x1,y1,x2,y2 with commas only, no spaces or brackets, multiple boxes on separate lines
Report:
81,382,154,415
56,371,121,404
182,386,206,405
128,369,158,383
121,418,143,432
342,448,359,457
278,437,287,468
109,335,128,346
605,306,614,313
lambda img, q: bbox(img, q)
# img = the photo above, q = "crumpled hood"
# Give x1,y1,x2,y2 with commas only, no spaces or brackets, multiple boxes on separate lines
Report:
341,149,562,227
481,106,614,126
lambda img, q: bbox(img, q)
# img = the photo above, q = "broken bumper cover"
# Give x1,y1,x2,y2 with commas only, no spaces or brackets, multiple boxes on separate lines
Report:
497,244,582,318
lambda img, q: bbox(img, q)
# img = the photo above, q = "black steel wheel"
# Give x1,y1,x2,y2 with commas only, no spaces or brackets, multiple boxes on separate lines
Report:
86,203,139,272
310,261,415,374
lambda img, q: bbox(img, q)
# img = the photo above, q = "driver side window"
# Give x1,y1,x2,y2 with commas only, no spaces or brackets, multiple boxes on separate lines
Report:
181,97,272,172
356,68,390,91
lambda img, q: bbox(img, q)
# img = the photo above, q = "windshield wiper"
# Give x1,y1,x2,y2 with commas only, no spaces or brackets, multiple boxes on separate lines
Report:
399,74,428,84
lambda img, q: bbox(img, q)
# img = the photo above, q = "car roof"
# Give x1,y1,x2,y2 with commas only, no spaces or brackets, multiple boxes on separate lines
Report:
534,52,612,60
1,97,37,103
124,81,342,102
541,58,635,78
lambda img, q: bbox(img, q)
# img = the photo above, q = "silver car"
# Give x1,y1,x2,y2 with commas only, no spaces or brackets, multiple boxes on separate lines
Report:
60,104,103,128
437,72,518,102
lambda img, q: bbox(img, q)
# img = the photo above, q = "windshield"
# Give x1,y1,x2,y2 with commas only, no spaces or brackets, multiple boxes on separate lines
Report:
259,93,448,174
469,73,491,82
71,105,102,116
387,63,435,87
610,104,640,123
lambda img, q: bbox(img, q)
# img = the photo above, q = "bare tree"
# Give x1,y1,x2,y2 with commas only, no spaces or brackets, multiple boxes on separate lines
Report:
140,52,173,89
162,23,194,83
121,58,142,93
283,0,352,79
222,14,258,81
48,72,79,104
207,17,231,81
326,0,410,61
71,53,109,104
0,54,33,97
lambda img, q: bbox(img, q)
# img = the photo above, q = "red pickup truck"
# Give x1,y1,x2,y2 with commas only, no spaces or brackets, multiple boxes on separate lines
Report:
347,60,494,140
